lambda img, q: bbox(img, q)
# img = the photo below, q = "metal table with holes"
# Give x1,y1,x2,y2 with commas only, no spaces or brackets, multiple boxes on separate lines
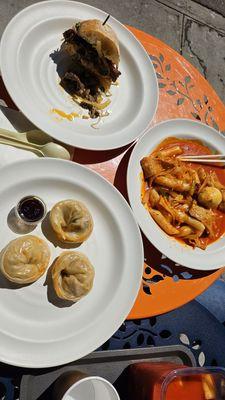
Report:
98,288,225,368
1,25,224,321
1,25,225,398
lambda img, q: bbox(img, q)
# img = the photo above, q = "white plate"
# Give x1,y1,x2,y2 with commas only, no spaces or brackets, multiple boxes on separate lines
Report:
0,1,158,151
0,105,37,167
0,158,143,367
127,118,225,271
0,144,36,167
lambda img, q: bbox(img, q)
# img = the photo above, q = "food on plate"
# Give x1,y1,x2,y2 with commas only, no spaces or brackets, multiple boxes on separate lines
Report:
198,186,222,209
141,137,225,249
50,199,93,243
59,19,121,118
0,235,50,284
52,251,95,301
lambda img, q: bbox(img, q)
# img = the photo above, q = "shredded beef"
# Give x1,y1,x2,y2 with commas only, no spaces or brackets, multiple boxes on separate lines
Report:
60,72,98,104
60,54,100,97
107,60,121,81
80,102,99,118
61,72,85,94
61,27,121,117
63,29,77,43
63,28,121,81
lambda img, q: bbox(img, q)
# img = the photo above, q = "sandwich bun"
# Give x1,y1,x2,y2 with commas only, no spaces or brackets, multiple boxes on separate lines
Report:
77,19,120,66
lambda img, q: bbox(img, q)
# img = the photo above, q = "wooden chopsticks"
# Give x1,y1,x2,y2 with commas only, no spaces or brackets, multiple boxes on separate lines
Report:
178,154,225,164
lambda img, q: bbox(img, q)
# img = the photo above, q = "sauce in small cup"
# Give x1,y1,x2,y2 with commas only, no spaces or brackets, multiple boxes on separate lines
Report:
15,195,47,226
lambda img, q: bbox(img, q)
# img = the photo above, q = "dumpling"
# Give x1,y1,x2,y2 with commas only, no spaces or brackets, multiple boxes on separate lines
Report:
52,251,95,301
1,235,50,284
50,200,93,243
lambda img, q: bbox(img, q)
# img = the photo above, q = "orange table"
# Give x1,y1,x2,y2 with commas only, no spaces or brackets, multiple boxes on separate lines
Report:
1,26,224,320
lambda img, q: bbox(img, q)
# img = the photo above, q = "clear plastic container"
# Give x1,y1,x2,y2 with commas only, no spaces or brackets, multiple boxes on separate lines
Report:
120,362,225,400
161,367,225,400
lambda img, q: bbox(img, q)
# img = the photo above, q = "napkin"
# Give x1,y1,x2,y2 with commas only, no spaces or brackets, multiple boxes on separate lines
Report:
0,103,37,168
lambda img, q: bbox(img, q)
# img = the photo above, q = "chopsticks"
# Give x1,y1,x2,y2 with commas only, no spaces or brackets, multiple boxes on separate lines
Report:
102,15,110,25
178,154,225,164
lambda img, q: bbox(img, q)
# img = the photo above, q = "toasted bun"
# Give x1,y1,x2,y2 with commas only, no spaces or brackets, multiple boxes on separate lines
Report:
77,19,120,66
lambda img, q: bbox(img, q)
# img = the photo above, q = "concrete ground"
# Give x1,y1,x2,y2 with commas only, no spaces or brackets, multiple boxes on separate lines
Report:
0,0,225,103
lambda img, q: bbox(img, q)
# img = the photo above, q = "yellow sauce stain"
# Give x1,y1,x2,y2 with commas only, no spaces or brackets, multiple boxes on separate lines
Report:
51,108,80,121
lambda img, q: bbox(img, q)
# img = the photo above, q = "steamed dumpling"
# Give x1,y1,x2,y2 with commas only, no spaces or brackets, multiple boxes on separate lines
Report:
50,200,93,243
1,235,50,284
52,251,95,301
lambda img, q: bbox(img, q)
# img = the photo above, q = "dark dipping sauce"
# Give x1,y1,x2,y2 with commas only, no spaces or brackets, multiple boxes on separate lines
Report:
17,196,46,223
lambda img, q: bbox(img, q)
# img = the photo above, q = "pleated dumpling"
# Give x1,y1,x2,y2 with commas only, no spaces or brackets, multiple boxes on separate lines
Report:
52,251,95,301
1,235,50,284
50,200,93,243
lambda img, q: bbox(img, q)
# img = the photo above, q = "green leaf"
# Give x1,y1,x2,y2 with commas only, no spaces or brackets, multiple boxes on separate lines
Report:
156,72,163,79
204,95,208,104
150,54,159,63
159,53,164,63
212,119,219,131
177,98,185,106
191,112,201,121
167,90,176,95
196,99,202,107
185,76,191,84
159,82,166,88
165,64,171,71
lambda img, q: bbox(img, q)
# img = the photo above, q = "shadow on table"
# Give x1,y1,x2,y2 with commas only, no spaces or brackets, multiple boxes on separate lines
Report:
0,104,35,132
113,143,135,199
73,142,132,165
141,233,216,280
0,78,18,110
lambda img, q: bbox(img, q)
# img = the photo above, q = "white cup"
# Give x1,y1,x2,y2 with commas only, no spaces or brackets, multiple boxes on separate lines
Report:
61,376,120,400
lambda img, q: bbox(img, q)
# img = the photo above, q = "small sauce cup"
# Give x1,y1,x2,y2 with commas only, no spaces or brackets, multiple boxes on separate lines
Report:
15,195,47,226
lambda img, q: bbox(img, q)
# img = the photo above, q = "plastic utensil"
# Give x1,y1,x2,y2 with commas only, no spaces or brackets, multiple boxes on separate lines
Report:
0,128,50,144
0,136,70,159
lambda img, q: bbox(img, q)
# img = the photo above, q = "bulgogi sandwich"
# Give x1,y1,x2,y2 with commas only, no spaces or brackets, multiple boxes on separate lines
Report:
60,19,121,118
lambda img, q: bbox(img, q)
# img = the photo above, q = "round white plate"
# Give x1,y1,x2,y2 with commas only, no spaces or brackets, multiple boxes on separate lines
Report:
0,1,158,151
0,158,143,367
127,118,225,271
0,143,36,168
